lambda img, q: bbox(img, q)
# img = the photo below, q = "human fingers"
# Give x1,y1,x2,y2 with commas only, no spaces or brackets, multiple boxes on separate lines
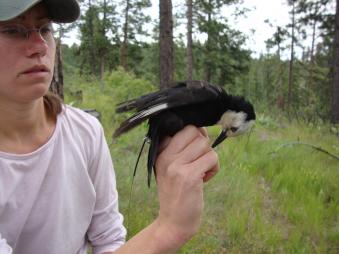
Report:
202,163,219,182
156,126,211,179
176,134,211,164
188,150,219,180
165,125,204,155
198,127,208,138
158,136,172,154
158,127,206,156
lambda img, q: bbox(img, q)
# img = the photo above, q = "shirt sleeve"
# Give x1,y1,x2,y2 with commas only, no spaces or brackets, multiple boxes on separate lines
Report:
86,123,127,254
0,234,13,254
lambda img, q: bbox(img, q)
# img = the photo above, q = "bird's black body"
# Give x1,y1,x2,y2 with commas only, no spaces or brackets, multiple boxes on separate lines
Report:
114,81,255,186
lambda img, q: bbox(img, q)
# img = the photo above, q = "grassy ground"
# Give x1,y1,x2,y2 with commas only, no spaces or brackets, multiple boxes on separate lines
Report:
65,72,339,253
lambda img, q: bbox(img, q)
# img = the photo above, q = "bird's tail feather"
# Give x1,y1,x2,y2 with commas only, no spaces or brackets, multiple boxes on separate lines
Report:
113,116,145,138
147,125,160,187
133,137,148,178
114,104,168,138
116,99,138,113
116,90,169,113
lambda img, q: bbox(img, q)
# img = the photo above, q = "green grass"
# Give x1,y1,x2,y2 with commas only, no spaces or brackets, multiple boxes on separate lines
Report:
64,72,339,253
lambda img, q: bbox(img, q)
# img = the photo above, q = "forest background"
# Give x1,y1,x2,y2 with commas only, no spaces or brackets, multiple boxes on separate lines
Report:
52,0,339,253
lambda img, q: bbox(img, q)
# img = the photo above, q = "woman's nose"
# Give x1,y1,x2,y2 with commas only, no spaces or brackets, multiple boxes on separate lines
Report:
24,30,49,57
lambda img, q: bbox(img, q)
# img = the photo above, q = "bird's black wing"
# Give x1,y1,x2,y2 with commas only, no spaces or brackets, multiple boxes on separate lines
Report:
114,82,225,137
116,82,186,112
117,81,223,113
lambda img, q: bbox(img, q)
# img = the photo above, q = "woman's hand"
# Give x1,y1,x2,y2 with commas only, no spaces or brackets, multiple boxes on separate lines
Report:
111,125,219,254
154,125,219,249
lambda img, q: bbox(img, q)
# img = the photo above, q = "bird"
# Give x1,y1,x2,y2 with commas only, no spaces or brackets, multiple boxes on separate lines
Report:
113,80,256,186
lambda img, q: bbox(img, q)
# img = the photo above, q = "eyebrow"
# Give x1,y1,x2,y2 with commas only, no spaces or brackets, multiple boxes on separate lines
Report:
1,16,51,27
17,15,50,21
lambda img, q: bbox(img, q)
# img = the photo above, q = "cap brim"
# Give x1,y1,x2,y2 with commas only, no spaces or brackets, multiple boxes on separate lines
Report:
0,0,80,23
0,0,41,21
44,0,80,23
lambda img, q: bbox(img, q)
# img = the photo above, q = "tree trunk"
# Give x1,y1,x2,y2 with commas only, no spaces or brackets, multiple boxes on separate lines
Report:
100,0,107,82
159,0,174,89
306,7,318,113
204,5,212,82
310,18,317,64
50,38,64,100
88,0,96,75
288,0,296,119
277,42,281,60
120,0,130,70
186,0,193,82
332,0,339,123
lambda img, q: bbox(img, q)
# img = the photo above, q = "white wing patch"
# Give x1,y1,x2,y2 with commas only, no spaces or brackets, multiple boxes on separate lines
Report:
129,103,168,122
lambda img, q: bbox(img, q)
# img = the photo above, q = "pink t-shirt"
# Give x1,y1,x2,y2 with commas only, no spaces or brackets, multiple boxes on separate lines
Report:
0,105,126,254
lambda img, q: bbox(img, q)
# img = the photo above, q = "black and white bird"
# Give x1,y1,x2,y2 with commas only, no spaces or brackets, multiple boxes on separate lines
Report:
113,80,256,186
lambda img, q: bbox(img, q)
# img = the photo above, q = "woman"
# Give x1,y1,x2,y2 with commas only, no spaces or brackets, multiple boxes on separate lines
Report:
0,0,219,253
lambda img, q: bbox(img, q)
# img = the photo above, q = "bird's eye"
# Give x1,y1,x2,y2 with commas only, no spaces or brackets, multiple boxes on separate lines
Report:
230,127,238,132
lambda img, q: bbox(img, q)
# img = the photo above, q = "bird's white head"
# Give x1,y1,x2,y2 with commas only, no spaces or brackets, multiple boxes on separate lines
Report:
218,110,255,137
212,110,255,148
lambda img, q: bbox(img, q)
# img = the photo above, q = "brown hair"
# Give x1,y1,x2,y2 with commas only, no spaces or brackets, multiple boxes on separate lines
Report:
43,92,63,120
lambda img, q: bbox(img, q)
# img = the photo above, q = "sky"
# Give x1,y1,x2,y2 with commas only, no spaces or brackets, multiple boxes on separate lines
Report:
150,0,292,57
64,0,292,57
222,0,291,56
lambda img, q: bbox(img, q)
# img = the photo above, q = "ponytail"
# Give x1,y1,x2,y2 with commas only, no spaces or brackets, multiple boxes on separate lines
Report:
43,92,63,119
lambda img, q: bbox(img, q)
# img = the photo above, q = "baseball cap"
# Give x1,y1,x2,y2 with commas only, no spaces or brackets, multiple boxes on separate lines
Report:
0,0,80,23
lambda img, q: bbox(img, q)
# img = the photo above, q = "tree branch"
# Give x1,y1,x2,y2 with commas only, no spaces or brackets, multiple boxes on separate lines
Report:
270,141,339,161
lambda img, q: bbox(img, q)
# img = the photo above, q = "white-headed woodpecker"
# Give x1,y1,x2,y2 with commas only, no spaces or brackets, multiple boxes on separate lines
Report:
113,80,256,186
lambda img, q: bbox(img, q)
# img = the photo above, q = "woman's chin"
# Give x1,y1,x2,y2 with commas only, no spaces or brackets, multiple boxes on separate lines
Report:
17,85,51,103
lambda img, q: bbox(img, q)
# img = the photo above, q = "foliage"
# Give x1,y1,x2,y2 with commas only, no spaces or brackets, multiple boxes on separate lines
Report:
119,0,152,70
104,67,156,102
64,68,155,137
247,41,334,123
120,0,151,43
194,0,249,85
59,0,339,251
77,3,116,75
64,72,339,253
63,0,337,124
130,124,338,252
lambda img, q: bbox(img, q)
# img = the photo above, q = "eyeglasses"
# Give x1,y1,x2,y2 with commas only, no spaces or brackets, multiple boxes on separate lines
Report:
0,23,54,43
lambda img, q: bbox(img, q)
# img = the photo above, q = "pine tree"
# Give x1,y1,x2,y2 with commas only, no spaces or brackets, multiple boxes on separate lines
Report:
194,0,249,86
332,0,339,123
186,0,193,81
78,0,118,77
120,0,151,70
159,0,174,88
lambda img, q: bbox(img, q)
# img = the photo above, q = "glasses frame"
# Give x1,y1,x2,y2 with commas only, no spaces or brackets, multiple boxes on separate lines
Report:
0,22,54,43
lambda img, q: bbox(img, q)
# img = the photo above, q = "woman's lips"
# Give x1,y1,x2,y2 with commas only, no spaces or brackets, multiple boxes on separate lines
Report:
20,65,50,77
23,65,49,73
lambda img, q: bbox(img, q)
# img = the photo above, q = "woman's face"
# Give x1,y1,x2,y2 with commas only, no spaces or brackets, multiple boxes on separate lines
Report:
0,3,56,105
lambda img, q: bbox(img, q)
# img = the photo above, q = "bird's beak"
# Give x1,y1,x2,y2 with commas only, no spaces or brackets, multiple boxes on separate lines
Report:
212,129,227,148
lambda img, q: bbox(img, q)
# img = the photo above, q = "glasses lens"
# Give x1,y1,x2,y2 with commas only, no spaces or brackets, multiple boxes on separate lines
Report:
0,23,54,42
39,23,54,40
0,25,27,40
